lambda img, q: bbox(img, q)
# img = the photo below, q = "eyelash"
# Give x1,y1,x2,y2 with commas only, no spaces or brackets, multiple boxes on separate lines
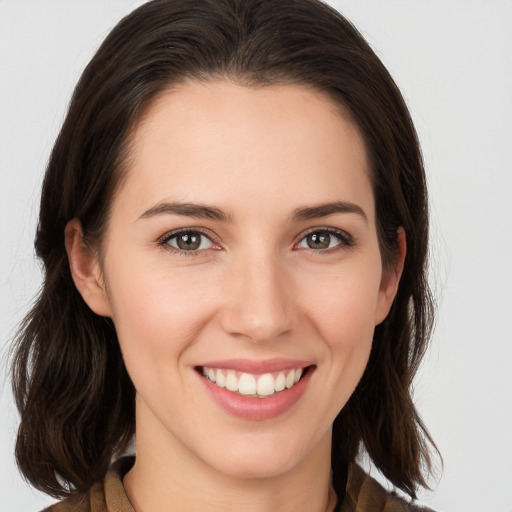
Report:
157,228,218,257
296,227,354,254
157,227,354,256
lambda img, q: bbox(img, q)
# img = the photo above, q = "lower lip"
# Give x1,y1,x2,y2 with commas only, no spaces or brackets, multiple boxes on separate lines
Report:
197,367,314,421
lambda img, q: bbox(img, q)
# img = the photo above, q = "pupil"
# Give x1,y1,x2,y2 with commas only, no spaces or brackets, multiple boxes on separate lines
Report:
308,232,330,249
177,233,200,250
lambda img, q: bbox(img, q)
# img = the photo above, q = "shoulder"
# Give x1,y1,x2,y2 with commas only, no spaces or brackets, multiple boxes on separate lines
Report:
42,457,135,512
341,463,436,512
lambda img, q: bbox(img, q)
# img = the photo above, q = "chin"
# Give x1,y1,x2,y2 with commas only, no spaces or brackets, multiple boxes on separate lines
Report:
211,451,301,480
197,428,327,480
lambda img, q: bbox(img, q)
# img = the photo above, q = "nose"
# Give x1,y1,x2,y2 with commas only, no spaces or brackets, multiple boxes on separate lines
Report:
218,250,300,344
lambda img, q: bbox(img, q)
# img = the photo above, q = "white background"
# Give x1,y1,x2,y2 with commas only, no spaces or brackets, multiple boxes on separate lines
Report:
1,1,511,511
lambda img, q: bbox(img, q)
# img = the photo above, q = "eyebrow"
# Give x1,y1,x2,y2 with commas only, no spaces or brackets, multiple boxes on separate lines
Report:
138,201,232,222
292,201,368,224
138,200,367,224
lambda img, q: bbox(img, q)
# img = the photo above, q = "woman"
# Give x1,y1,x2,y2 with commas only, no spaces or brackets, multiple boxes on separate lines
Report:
11,0,438,510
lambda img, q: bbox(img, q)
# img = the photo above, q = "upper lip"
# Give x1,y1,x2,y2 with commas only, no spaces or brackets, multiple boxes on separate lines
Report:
196,358,314,374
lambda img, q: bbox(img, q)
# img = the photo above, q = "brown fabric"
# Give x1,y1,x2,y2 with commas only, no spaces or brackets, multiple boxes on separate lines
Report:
339,464,435,512
43,457,434,512
42,458,135,512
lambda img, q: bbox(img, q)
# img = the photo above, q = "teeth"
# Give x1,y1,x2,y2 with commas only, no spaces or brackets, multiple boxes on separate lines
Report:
216,369,226,388
201,366,306,397
225,371,238,392
256,373,275,396
285,370,295,389
238,373,257,395
274,372,286,392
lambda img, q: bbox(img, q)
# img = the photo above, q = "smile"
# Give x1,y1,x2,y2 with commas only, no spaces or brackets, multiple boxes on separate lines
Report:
196,359,315,420
200,366,304,398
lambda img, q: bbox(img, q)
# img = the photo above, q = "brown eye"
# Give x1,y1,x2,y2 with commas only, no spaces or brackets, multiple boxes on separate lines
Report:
166,231,213,251
306,232,331,250
297,229,351,251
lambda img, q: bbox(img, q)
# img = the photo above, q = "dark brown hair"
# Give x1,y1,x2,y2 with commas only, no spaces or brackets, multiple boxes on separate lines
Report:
11,0,437,502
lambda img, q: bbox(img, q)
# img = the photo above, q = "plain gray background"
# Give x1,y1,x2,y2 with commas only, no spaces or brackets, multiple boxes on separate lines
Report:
1,1,511,511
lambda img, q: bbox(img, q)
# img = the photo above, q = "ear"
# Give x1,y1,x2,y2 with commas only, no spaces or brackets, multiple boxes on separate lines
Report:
65,219,113,317
374,227,406,325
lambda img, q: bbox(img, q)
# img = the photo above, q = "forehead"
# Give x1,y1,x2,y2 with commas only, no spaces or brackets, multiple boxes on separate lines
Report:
115,80,374,222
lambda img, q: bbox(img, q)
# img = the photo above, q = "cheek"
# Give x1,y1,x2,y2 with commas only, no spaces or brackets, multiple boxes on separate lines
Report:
300,260,382,348
105,263,220,377
298,259,382,406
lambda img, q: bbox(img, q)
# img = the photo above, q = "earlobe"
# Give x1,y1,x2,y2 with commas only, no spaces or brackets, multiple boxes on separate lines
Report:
374,227,406,325
64,219,112,317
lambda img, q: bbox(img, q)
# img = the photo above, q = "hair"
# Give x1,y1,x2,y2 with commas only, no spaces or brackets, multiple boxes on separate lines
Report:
11,0,437,503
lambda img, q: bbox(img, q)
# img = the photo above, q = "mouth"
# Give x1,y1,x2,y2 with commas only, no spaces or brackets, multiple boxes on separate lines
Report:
195,358,315,420
196,365,312,398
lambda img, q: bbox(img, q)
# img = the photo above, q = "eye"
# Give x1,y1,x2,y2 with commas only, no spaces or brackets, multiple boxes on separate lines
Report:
161,229,215,252
296,228,353,251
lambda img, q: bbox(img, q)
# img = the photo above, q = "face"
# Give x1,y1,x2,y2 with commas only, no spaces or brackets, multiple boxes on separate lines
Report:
73,81,401,479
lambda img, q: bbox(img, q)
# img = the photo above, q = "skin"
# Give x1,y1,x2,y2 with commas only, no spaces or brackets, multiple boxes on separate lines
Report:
66,81,405,512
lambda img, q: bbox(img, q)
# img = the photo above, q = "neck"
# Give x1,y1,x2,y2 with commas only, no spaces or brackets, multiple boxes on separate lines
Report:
124,401,337,512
